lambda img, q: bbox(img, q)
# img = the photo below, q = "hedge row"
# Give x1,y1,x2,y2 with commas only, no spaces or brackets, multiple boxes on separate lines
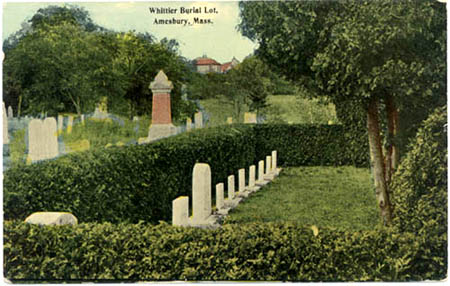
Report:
252,124,369,167
3,126,257,223
3,221,445,281
3,124,368,223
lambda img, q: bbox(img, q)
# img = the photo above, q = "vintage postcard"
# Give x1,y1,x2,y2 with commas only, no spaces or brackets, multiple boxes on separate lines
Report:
2,0,447,283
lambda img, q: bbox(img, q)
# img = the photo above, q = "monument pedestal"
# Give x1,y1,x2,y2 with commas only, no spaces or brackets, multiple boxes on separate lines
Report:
147,123,178,142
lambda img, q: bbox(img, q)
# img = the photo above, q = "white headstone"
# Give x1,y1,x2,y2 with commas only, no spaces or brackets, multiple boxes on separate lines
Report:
228,175,235,199
172,196,189,226
57,115,64,134
7,106,13,118
133,116,139,121
257,160,264,183
81,114,85,125
266,156,272,175
249,165,256,187
43,117,58,159
25,212,78,226
194,112,203,128
3,102,9,144
192,163,212,223
272,150,277,172
238,168,246,192
216,183,224,210
28,119,45,161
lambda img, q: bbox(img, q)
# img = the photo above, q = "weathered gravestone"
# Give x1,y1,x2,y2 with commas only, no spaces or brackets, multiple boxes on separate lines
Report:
3,102,9,144
172,196,189,227
256,160,269,186
227,117,233,124
145,70,177,142
216,183,225,210
238,168,249,197
25,212,78,226
27,118,59,162
194,112,203,128
43,117,59,159
228,175,235,200
7,105,13,118
191,163,212,225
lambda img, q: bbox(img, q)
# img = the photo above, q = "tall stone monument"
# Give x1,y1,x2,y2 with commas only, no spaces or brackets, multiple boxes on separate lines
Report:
147,70,177,142
3,102,9,144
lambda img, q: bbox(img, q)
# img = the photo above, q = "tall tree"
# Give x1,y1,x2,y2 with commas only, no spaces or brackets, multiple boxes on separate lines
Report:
238,0,446,224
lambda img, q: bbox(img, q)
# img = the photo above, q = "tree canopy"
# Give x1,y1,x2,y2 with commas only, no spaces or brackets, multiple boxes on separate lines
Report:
238,0,446,224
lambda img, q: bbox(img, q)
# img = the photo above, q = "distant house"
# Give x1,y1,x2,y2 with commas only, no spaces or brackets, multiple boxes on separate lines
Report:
221,57,240,73
194,56,240,74
194,57,222,74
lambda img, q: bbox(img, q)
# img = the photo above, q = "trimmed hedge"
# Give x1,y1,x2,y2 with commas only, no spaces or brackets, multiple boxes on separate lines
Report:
252,124,369,167
3,124,368,223
3,126,257,223
3,220,445,281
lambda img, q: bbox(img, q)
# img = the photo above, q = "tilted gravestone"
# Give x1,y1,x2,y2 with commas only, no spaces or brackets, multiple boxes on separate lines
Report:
3,102,9,144
146,70,177,142
192,163,212,224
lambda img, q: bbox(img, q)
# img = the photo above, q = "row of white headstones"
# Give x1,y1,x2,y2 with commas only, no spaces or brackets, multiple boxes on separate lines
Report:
173,150,280,228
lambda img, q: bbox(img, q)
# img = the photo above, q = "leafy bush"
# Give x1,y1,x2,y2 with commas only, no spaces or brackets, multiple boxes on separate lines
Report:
252,124,369,167
4,220,445,281
391,106,447,233
4,125,257,223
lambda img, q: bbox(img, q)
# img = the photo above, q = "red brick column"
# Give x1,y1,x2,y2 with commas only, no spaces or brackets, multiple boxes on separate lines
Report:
151,93,172,124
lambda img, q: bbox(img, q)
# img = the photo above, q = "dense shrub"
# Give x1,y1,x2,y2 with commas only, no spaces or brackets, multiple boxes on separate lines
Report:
3,125,257,223
252,124,369,167
4,220,444,281
391,106,447,235
3,123,369,223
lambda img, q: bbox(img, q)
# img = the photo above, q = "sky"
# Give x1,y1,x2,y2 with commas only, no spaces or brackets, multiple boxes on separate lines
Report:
1,0,258,63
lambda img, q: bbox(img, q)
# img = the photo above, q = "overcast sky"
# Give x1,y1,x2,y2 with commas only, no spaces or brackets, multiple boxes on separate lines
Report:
2,0,258,63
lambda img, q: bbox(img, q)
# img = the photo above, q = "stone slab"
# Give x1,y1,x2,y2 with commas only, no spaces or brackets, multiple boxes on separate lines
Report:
25,212,78,226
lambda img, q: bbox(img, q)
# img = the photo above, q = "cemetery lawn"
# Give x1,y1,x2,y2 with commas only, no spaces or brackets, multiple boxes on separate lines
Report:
224,166,379,231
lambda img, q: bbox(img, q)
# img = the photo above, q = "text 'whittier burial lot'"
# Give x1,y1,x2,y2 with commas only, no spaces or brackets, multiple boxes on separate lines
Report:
149,6,218,26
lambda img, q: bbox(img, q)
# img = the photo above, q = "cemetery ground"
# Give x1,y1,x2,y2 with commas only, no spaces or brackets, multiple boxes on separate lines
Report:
224,166,379,231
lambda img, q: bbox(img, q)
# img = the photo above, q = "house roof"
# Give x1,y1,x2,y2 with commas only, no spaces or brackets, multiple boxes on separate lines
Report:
221,62,232,72
195,57,221,66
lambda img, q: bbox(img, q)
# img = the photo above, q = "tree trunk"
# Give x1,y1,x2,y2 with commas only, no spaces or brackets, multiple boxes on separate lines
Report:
17,95,22,117
367,98,392,225
385,94,399,185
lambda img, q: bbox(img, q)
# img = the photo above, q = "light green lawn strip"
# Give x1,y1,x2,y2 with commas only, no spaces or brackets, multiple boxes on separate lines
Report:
224,166,379,231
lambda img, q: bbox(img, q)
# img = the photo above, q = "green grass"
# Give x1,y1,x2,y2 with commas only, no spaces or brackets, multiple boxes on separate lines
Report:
200,95,338,126
224,166,379,231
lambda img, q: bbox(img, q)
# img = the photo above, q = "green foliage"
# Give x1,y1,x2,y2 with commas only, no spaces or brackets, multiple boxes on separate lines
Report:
252,124,369,167
3,125,257,223
4,123,367,223
391,106,447,237
225,166,378,231
4,221,445,281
